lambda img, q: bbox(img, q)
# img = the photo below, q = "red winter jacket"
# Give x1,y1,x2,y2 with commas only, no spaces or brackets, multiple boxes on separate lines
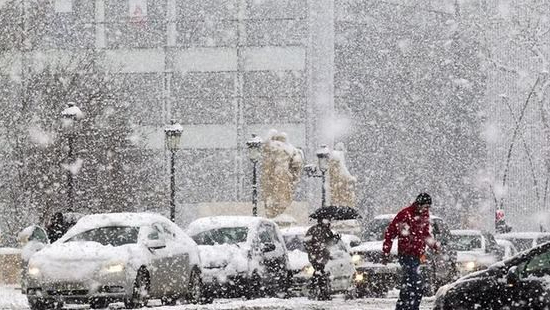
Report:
382,203,436,258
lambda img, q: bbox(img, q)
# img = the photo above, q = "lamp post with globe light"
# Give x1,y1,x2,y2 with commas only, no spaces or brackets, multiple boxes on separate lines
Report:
246,134,262,216
164,120,183,222
61,102,83,211
316,145,330,208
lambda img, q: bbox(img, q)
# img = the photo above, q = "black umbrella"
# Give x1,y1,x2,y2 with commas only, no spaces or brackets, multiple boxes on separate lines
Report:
309,205,361,221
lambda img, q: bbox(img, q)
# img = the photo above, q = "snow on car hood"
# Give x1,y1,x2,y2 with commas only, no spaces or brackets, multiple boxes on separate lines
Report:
197,244,250,273
352,240,398,254
30,241,143,280
287,249,309,271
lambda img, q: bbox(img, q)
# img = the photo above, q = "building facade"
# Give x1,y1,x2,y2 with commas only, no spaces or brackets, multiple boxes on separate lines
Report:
1,0,512,231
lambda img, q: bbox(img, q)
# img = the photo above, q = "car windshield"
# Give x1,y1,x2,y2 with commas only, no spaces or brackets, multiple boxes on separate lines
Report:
283,235,305,251
363,218,391,241
191,227,248,245
65,226,139,246
450,234,482,251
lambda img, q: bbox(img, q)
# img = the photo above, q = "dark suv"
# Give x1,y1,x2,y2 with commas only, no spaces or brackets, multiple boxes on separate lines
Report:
350,214,457,297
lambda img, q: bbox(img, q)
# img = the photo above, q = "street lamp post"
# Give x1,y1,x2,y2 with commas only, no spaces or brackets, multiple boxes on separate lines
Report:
246,134,263,216
165,120,183,223
316,145,330,208
61,102,83,211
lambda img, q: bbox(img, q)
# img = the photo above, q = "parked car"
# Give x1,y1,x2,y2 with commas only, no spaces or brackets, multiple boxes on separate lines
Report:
495,231,550,252
449,229,503,276
434,240,550,309
280,226,357,298
350,214,457,297
18,225,50,293
24,212,209,309
496,238,519,259
331,219,363,237
340,233,361,249
186,216,290,299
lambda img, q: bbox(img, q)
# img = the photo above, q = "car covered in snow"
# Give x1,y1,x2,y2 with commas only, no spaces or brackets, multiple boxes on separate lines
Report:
434,240,550,309
350,214,457,297
495,231,550,252
186,216,290,299
340,233,361,249
495,238,518,259
24,212,208,309
449,229,502,276
280,226,357,297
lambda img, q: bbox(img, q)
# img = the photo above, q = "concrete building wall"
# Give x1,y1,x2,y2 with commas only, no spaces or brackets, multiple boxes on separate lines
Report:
0,0,319,225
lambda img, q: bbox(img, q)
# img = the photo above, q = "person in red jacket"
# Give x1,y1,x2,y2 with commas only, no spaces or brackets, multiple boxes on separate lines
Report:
382,193,439,310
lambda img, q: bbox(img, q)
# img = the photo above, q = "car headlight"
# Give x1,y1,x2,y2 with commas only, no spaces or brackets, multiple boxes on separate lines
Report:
302,265,315,276
351,254,363,265
28,264,40,277
102,262,125,273
354,272,365,283
461,261,476,271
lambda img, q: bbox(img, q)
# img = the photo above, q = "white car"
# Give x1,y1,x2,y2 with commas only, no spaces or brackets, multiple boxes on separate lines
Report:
340,233,362,249
495,238,518,259
186,216,290,299
280,226,356,297
24,212,208,309
449,229,501,276
495,232,550,252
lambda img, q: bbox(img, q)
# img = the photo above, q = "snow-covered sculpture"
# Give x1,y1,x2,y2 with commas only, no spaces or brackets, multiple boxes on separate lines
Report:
261,130,304,218
329,142,357,207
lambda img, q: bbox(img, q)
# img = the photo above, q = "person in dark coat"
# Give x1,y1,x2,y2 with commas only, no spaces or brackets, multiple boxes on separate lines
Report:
382,193,439,310
304,217,340,300
46,212,68,243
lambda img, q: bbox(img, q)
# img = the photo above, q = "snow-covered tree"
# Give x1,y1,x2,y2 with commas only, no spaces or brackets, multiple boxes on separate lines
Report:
463,1,550,229
0,2,163,245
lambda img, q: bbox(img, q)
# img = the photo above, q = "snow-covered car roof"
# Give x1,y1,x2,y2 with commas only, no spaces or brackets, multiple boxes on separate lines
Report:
351,240,398,254
373,214,395,220
186,215,274,236
451,229,482,236
374,213,443,221
280,226,309,236
59,212,171,241
495,238,514,246
495,232,550,240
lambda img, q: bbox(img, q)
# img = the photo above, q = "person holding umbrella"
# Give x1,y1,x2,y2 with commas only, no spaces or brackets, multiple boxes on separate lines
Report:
382,193,440,310
304,216,340,300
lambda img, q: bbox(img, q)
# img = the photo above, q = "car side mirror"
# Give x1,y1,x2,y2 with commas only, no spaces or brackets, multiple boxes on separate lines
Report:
144,238,166,250
506,266,519,285
262,243,276,253
432,223,441,236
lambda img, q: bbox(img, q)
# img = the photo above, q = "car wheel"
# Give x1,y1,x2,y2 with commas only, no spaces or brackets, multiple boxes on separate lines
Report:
89,297,108,309
344,284,357,300
186,268,212,304
28,299,48,310
125,268,150,309
160,296,177,306
245,271,263,299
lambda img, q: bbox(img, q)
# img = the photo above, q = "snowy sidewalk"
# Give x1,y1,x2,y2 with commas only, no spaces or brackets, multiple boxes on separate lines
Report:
0,285,434,310
0,285,27,310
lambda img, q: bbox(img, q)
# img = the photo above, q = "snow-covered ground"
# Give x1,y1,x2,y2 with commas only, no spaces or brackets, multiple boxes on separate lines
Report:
0,285,434,310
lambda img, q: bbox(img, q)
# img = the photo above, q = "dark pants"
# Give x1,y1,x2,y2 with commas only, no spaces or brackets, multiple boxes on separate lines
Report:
396,255,423,310
309,255,330,300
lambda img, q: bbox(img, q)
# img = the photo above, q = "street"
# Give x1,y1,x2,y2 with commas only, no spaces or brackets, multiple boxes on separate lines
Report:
0,285,434,310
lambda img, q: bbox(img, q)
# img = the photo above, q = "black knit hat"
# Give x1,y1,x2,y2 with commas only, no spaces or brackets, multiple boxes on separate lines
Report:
415,193,432,205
